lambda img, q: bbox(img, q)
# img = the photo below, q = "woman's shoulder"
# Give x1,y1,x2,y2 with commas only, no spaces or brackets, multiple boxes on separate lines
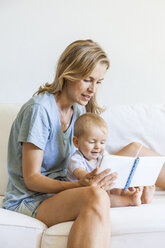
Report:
28,92,54,109
20,92,56,116
15,93,58,129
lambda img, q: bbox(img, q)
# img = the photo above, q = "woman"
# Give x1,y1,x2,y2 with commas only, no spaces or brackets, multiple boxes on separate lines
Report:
3,39,116,248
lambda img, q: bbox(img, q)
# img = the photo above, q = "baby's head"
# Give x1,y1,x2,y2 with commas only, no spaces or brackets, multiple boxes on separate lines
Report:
73,113,108,162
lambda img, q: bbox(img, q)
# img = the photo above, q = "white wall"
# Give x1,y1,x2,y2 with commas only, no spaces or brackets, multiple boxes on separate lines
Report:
0,0,165,106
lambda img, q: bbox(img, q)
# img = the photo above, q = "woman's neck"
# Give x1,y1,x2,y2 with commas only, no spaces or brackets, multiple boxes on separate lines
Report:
54,92,74,132
54,92,73,112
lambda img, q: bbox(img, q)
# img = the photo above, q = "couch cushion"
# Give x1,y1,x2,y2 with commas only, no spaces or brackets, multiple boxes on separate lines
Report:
0,104,21,196
0,196,4,207
102,104,165,155
0,208,46,248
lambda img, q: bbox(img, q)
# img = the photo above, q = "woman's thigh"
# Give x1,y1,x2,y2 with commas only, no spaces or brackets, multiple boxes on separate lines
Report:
115,142,159,157
36,186,109,227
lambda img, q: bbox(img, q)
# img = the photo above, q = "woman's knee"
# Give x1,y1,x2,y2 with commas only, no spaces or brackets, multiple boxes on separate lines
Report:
125,142,143,156
84,186,110,210
127,142,142,150
115,142,143,156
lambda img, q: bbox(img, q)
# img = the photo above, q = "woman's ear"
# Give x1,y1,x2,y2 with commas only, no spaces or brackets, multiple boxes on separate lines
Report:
73,136,79,148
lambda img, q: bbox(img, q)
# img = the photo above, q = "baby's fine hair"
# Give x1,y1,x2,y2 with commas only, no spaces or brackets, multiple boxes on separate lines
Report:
74,113,108,138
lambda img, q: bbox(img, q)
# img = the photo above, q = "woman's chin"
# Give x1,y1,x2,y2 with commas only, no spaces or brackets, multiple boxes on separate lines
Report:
79,98,90,106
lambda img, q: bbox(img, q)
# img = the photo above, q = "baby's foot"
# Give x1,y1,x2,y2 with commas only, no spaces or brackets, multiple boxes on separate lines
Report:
110,188,123,195
130,187,142,206
122,187,136,196
141,185,155,204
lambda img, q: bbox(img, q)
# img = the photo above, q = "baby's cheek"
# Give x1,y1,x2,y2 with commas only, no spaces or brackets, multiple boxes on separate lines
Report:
102,146,106,152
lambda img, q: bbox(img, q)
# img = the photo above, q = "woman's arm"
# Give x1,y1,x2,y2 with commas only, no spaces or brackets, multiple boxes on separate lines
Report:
22,142,117,193
22,142,80,193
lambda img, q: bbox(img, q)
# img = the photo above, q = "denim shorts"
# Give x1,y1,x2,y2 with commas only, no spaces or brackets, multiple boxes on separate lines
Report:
14,193,54,218
11,177,67,218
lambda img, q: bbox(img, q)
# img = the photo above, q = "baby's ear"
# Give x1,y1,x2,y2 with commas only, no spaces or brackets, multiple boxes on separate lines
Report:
73,136,79,148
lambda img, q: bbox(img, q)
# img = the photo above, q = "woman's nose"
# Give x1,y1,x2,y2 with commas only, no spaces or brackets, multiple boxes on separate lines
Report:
88,82,97,93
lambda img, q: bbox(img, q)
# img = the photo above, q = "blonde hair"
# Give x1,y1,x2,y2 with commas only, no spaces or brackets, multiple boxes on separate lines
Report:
34,39,110,114
74,113,108,138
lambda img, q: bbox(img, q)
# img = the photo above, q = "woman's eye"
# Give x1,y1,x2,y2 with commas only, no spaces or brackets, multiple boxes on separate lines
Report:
84,79,91,83
97,81,102,84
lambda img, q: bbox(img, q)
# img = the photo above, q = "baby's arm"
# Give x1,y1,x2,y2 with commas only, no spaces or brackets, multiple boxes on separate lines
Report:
73,168,89,180
67,152,89,181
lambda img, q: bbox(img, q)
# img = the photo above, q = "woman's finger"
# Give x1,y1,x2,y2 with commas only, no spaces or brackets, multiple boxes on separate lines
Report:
100,182,115,191
98,172,117,188
90,168,112,183
105,172,117,182
106,182,115,190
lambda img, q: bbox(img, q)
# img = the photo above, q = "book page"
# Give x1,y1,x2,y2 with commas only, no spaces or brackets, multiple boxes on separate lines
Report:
99,155,165,189
129,156,165,187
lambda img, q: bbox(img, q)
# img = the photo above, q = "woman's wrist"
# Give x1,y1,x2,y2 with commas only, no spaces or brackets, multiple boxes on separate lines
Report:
58,180,81,192
71,181,82,188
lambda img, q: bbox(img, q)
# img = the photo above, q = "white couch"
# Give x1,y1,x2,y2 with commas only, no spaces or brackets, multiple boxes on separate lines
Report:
1,103,165,248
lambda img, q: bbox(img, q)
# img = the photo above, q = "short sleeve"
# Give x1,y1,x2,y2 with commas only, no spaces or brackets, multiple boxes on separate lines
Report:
17,104,51,150
68,155,86,173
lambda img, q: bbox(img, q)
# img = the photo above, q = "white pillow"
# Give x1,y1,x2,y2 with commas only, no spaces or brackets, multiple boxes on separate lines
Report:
101,104,165,156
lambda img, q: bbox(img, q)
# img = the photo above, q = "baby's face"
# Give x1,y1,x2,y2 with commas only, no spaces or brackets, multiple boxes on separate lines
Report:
77,126,108,163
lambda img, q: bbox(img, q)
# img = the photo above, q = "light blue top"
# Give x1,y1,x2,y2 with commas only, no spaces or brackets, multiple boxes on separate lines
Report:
67,150,102,181
2,92,85,211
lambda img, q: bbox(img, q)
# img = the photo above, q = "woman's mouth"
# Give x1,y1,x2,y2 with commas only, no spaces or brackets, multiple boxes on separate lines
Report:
81,94,91,101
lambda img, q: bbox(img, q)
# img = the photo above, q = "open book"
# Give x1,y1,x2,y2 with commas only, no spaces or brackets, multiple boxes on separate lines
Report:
99,154,165,189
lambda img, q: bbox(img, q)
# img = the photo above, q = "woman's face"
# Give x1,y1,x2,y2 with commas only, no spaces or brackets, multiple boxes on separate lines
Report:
64,62,107,106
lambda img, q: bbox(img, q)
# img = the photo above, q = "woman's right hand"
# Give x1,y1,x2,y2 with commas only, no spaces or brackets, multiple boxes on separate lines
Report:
78,167,117,191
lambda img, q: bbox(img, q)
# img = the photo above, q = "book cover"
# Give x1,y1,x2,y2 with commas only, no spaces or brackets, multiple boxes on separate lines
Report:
99,154,165,189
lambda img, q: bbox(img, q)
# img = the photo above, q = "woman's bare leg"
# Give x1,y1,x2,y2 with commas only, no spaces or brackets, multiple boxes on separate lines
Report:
36,186,111,248
155,165,165,189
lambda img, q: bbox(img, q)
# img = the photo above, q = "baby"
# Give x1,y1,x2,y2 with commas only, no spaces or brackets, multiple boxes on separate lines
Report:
67,113,151,207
